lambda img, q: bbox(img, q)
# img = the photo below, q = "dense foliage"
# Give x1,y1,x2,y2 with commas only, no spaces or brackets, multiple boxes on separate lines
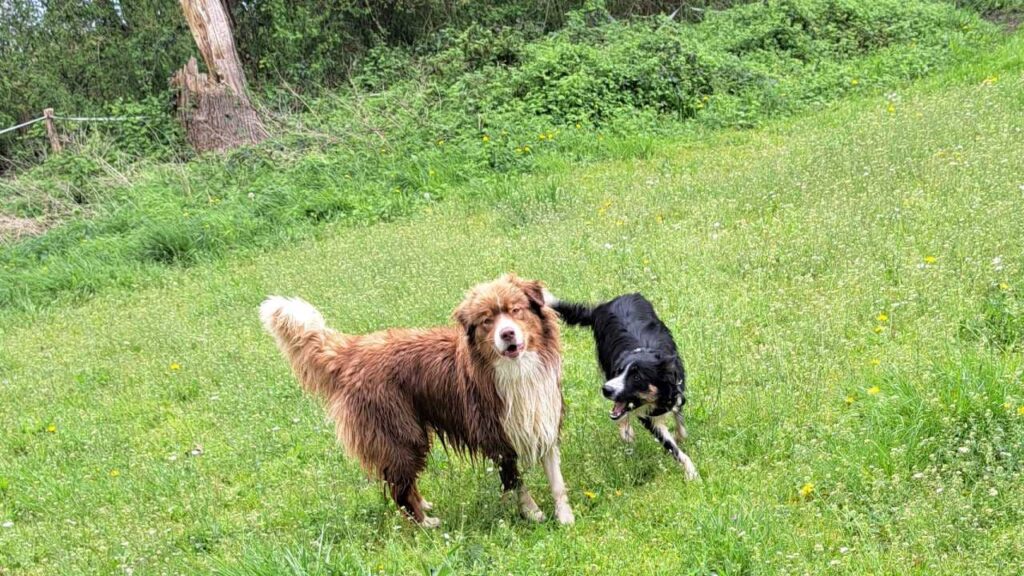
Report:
0,0,1004,311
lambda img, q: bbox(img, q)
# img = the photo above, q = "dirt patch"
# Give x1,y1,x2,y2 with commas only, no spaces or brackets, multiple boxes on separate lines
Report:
984,9,1022,33
0,214,46,242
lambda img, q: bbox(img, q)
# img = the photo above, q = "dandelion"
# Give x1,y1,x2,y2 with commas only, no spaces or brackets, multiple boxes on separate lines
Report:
873,325,885,334
523,145,531,153
46,424,56,433
876,312,888,323
538,133,546,141
615,489,622,496
867,386,881,395
799,483,814,498
870,358,881,366
109,469,120,478
1004,402,1012,410
584,491,597,500
887,103,896,114
923,255,937,264
170,363,181,371
844,395,855,405
850,78,860,86
575,123,582,129
982,75,999,86
655,215,664,224
481,134,490,143
1018,406,1024,416
436,139,445,146
642,257,651,266
999,282,1009,291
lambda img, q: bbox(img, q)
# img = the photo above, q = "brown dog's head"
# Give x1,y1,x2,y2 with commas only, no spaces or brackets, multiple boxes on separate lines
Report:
453,274,553,361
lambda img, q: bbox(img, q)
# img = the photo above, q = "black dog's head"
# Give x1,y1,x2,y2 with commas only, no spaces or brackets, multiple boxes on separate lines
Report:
601,350,682,420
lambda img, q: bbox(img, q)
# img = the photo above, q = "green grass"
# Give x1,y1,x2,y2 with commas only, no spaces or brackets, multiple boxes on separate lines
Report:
2,33,1024,576
0,0,999,313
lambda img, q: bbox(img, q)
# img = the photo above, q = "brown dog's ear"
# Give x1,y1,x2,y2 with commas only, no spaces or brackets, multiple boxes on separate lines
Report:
452,301,476,343
510,275,546,313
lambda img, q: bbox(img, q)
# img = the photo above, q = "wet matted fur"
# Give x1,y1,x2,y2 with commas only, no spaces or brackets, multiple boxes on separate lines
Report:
259,274,575,526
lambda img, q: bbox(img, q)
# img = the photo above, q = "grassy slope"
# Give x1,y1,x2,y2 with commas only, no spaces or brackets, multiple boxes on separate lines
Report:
2,34,1024,576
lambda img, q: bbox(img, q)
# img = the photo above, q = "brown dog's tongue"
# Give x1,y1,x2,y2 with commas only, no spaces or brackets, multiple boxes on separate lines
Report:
610,402,628,420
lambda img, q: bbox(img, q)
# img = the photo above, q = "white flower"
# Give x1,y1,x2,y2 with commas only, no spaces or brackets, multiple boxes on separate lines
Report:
992,256,1004,271
957,446,970,454
247,192,255,200
1,520,12,529
988,488,998,497
603,243,613,250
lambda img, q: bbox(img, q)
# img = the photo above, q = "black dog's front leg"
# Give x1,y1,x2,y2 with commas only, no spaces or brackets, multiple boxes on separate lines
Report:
498,455,545,522
639,416,700,480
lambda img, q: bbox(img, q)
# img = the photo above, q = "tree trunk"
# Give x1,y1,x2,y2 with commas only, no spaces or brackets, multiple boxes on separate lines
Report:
171,0,267,152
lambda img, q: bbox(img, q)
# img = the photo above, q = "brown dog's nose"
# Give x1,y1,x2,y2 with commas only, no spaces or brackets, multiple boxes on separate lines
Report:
499,328,516,342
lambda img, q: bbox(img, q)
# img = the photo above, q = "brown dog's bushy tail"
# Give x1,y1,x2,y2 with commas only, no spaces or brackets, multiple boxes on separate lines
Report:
260,296,343,397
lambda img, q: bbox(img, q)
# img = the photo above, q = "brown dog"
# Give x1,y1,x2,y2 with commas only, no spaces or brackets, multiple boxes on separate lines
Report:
259,274,574,527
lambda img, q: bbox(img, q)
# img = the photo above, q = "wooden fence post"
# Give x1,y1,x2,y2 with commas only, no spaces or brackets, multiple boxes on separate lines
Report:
43,108,61,153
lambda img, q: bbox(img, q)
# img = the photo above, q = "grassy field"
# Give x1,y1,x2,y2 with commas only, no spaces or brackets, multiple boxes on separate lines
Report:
3,33,1024,575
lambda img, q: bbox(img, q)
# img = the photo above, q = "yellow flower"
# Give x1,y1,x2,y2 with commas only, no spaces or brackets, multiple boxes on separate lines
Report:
428,169,436,176
1018,406,1024,416
799,483,814,498
109,469,120,478
523,145,531,153
436,139,445,146
982,75,999,86
642,257,651,266
873,325,885,334
170,363,181,371
999,282,1009,291
614,489,622,496
850,78,860,86
46,424,57,433
616,219,625,227
887,103,896,114
584,491,597,500
575,123,582,129
867,386,881,395
844,396,855,405
923,256,937,264
876,312,888,323
481,134,490,143
870,358,881,366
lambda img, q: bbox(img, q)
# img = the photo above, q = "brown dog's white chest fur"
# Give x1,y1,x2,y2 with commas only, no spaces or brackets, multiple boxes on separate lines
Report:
492,351,561,465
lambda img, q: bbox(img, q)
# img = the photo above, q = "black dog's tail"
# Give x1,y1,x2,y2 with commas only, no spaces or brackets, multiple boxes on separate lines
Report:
543,289,596,327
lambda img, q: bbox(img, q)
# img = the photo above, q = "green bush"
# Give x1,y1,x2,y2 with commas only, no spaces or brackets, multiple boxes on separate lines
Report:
0,0,1001,310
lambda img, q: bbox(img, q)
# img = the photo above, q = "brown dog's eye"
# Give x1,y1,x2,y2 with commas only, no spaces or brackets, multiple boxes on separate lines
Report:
510,306,523,316
482,317,494,327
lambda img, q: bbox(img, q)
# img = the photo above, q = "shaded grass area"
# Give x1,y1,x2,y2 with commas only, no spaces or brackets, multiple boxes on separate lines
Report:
0,0,1000,313
2,34,1024,574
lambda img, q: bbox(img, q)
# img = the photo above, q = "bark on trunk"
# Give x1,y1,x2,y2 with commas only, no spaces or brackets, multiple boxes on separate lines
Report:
171,0,267,152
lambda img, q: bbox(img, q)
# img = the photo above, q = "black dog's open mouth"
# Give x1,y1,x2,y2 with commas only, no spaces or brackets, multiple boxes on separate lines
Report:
610,401,629,420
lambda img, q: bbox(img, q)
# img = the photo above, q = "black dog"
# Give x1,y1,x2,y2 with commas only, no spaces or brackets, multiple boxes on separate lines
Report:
545,291,698,479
